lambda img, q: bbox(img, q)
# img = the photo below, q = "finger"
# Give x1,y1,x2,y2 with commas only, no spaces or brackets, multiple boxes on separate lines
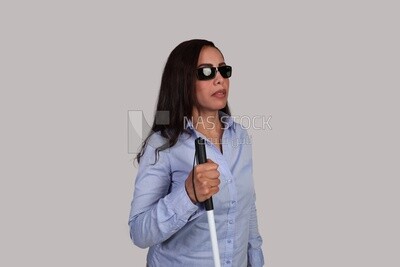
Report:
203,169,220,180
199,185,219,198
208,178,221,187
198,177,220,190
197,161,219,172
210,186,220,195
195,170,219,184
205,185,220,197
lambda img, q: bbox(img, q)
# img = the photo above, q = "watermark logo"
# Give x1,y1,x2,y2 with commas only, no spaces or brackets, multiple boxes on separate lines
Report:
128,110,150,154
233,115,272,130
128,111,272,154
127,110,170,154
184,114,272,131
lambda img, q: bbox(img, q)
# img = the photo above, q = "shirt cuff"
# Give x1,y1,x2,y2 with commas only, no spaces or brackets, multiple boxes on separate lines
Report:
248,247,265,267
165,183,199,224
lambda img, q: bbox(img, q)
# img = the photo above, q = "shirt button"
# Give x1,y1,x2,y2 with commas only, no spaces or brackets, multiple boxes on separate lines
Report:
227,179,232,183
226,260,231,264
229,220,233,224
227,239,232,243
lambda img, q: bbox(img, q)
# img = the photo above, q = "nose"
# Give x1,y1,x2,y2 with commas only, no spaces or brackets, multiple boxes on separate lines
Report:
213,69,224,85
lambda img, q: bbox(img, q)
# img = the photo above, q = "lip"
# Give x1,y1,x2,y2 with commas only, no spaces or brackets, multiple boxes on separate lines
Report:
212,89,227,98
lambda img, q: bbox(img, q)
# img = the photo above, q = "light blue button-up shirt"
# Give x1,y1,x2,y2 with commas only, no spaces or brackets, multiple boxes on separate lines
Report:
129,114,264,267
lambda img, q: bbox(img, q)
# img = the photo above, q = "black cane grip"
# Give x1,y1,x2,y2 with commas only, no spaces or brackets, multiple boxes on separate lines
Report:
195,137,214,211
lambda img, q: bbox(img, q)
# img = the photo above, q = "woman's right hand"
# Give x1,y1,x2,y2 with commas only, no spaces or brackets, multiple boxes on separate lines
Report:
185,159,221,203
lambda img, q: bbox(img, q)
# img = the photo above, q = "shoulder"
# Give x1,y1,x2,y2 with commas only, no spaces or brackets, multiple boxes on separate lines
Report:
232,121,253,149
141,130,191,160
145,131,169,152
138,131,171,166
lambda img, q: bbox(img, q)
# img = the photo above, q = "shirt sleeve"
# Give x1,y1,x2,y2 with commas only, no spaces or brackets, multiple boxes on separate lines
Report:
128,137,202,249
238,127,264,266
247,193,265,266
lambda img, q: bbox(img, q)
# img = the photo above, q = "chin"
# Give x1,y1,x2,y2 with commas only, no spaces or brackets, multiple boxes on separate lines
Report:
211,103,227,111
198,99,228,113
212,99,228,109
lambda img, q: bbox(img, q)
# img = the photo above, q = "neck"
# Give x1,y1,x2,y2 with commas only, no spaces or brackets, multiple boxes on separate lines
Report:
192,109,221,133
192,109,223,152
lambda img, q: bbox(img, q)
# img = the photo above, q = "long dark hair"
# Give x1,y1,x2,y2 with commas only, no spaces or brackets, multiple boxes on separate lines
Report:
136,39,231,163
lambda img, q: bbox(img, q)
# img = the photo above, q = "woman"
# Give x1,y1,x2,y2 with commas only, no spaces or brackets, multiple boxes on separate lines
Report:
129,39,264,266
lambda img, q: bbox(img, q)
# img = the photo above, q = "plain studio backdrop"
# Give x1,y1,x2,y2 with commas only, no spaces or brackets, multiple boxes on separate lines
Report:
0,1,399,266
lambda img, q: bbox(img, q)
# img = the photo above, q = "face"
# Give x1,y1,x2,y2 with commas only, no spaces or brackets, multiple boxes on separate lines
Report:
195,46,230,114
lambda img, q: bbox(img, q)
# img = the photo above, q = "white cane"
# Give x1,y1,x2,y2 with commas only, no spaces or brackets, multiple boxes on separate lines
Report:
195,137,221,267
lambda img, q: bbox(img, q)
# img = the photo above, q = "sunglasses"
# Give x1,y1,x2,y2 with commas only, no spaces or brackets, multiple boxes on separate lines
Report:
196,65,232,80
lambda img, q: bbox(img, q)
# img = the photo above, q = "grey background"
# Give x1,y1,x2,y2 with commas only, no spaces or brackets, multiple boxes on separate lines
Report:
1,1,399,266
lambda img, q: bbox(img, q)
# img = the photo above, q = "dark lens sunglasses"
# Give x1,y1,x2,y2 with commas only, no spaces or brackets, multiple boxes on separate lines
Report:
196,65,232,81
